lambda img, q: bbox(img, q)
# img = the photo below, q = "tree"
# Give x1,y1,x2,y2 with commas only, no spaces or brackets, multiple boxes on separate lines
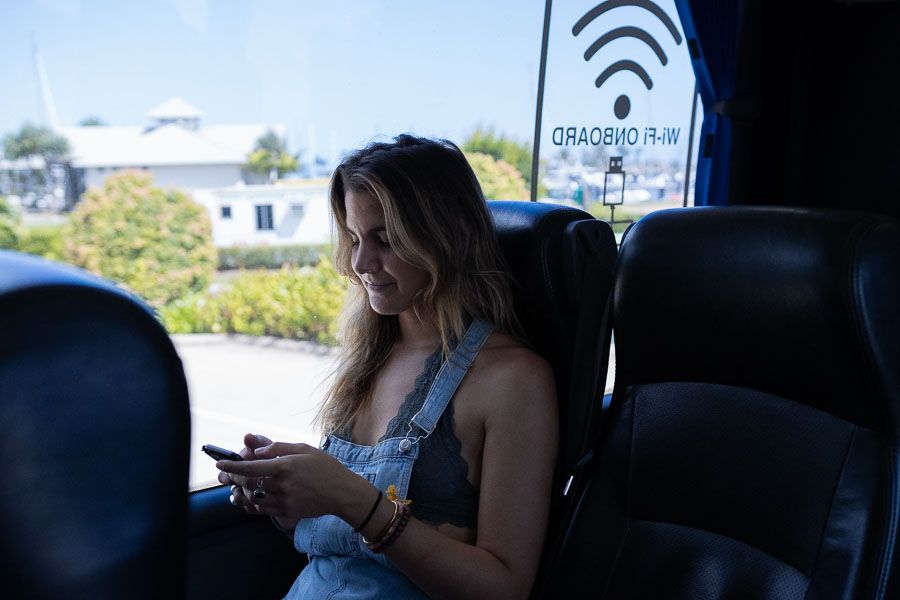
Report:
64,171,217,308
3,123,70,162
463,126,533,188
2,123,71,190
246,130,299,181
464,152,529,201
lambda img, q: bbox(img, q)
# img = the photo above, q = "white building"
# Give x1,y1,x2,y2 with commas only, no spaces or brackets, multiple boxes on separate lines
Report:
61,97,277,191
193,179,333,247
57,97,334,247
2,97,334,246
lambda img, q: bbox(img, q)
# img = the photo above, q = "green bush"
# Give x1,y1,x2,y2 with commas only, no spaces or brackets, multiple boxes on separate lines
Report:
465,152,529,200
159,293,224,334
0,196,17,219
463,126,534,188
0,219,18,250
64,171,217,308
160,260,347,345
218,244,328,270
18,224,65,260
0,197,20,250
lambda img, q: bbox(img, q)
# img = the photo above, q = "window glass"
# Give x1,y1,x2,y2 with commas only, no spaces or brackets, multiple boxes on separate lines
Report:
537,0,703,240
536,0,702,398
2,1,545,490
255,204,274,230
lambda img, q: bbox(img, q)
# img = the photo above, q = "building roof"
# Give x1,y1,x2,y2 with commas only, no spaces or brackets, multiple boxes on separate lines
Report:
59,104,286,168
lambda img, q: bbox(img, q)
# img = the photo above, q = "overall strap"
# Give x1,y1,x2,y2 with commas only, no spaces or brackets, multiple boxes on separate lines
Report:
408,319,494,437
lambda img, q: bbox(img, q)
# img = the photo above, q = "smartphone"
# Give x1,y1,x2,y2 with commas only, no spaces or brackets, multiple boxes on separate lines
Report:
201,444,244,461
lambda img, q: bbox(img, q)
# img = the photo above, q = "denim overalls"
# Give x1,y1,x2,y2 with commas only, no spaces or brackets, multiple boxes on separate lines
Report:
285,320,494,599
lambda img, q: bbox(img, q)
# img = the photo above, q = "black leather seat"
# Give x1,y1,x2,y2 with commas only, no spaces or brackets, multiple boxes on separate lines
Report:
487,200,617,597
548,207,900,598
489,201,617,490
0,251,191,599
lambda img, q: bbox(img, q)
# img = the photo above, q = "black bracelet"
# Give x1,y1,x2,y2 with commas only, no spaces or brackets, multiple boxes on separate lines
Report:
354,489,383,533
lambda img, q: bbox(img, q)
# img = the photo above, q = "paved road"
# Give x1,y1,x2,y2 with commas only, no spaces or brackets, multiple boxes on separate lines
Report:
173,334,340,489
174,334,616,490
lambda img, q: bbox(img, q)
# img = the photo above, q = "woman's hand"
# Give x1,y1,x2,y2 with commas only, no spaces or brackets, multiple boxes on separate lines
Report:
215,433,273,518
216,441,370,532
216,433,271,486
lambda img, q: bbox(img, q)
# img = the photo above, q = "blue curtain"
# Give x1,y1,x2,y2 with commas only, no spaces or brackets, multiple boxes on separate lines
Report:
674,0,742,206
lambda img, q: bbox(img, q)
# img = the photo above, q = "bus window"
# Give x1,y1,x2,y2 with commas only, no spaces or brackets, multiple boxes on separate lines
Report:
535,0,703,240
2,1,546,490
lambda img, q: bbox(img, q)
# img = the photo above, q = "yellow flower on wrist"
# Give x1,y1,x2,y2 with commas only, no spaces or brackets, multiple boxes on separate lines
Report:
386,484,412,505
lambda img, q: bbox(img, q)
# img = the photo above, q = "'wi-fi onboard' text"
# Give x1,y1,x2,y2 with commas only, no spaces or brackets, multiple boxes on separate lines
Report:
552,126,681,146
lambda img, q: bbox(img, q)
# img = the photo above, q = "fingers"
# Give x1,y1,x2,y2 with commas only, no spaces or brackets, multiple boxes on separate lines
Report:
217,456,282,477
230,484,272,516
218,469,255,488
230,485,250,509
254,441,315,459
237,433,273,460
244,433,273,450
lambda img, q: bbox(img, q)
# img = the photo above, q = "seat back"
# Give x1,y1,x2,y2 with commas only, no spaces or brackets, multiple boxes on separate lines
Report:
550,207,900,598
489,201,616,490
0,251,191,600
488,201,617,597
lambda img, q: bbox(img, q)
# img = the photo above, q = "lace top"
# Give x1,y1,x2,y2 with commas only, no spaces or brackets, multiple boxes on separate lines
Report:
335,347,479,528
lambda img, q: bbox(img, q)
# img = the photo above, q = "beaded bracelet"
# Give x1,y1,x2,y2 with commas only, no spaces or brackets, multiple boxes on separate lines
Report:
375,502,411,552
366,500,411,553
363,499,400,547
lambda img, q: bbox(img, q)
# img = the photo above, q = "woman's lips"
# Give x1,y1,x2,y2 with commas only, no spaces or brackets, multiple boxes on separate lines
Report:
366,281,394,292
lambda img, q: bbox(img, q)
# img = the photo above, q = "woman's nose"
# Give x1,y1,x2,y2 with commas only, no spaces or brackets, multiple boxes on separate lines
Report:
353,242,379,275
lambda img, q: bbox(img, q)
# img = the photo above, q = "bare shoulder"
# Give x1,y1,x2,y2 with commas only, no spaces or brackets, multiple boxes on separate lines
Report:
468,332,557,410
477,332,553,379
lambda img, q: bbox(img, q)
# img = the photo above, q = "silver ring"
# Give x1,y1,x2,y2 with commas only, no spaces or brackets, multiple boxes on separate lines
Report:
229,494,237,506
253,478,266,499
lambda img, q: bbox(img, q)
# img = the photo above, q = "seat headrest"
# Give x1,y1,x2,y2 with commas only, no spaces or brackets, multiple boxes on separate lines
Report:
614,206,900,432
0,251,190,598
489,200,615,364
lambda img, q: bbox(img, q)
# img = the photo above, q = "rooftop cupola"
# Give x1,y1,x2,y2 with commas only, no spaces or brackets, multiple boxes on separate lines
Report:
146,97,205,131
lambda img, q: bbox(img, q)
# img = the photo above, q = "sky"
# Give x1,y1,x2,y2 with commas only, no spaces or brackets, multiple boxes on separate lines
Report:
2,0,699,166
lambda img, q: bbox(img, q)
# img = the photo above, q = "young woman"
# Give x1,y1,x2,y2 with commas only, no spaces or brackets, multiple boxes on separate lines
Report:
216,134,558,599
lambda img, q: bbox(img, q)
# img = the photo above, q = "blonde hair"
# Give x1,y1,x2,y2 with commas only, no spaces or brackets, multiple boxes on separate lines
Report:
317,134,521,434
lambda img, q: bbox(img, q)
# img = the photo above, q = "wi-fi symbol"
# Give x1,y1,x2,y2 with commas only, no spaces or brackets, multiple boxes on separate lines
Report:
573,0,683,120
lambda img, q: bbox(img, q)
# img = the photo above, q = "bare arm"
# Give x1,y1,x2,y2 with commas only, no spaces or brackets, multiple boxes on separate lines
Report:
218,350,558,600
382,350,558,599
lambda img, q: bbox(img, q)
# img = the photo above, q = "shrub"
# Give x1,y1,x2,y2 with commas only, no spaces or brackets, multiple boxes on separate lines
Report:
0,196,18,219
158,293,224,334
18,225,65,260
64,171,217,308
464,152,529,200
218,244,328,270
160,260,347,345
0,219,18,250
0,197,20,250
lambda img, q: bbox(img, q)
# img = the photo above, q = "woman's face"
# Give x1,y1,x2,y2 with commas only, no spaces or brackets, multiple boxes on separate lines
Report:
344,188,430,316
